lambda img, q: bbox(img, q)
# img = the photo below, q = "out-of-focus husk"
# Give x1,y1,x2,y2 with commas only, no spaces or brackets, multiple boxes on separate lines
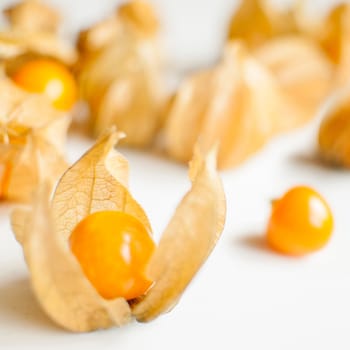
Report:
162,1,333,170
76,0,164,147
163,42,290,169
254,35,334,131
318,87,350,167
227,0,297,47
0,78,69,202
11,129,226,331
295,3,347,64
228,0,350,88
0,0,77,65
296,3,350,87
337,6,350,87
4,0,60,33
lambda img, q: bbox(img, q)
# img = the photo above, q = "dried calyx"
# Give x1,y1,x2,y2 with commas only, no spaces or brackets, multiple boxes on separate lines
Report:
0,78,69,201
254,35,333,130
228,0,350,86
11,129,226,331
0,0,77,66
163,42,282,169
162,40,332,169
76,0,164,147
318,87,350,167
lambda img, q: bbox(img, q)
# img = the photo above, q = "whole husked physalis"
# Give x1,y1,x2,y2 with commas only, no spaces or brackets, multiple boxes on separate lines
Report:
76,0,164,147
0,0,76,65
0,78,69,201
11,129,226,332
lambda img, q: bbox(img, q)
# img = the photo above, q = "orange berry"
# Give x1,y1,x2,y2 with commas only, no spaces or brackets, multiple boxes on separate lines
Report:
266,186,333,256
70,211,155,300
11,58,77,111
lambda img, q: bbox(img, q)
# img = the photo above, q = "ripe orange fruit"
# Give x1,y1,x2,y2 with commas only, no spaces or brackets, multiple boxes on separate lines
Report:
266,186,333,256
12,58,77,111
70,211,155,300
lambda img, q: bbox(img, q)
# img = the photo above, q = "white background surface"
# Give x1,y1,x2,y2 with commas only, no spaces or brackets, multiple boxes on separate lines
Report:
1,0,350,349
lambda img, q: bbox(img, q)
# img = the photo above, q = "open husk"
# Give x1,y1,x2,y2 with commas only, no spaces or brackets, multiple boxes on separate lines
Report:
0,0,77,65
11,129,226,332
163,41,303,169
76,0,164,146
0,78,69,201
318,87,350,167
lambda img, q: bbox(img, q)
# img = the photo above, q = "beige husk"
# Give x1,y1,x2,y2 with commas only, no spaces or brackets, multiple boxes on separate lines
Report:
227,0,297,48
296,3,350,87
132,146,226,321
318,87,350,167
0,0,77,65
163,41,309,169
225,0,350,170
0,78,69,201
11,129,226,331
228,0,350,87
161,0,337,170
254,35,334,131
76,0,164,146
337,6,350,87
294,2,350,66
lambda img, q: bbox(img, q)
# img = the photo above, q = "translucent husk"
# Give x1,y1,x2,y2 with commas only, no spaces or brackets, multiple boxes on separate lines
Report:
0,0,77,65
294,2,350,66
0,78,69,201
11,129,226,332
228,0,350,87
76,0,164,147
227,0,297,48
254,35,334,131
318,87,350,167
163,41,318,169
160,0,335,169
295,3,350,87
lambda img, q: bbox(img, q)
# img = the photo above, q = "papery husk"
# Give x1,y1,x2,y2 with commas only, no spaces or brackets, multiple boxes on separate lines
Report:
318,87,350,167
0,31,77,65
227,0,335,56
337,6,350,87
132,146,226,321
0,0,77,65
228,0,350,87
297,3,350,87
11,129,226,331
11,184,132,332
11,131,142,331
227,0,297,47
76,0,164,147
0,78,69,201
51,129,151,241
163,41,288,169
4,0,61,33
295,2,350,66
254,35,334,131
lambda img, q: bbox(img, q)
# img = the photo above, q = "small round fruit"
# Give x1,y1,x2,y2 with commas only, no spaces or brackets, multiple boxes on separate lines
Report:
70,211,155,300
11,58,77,111
266,186,333,256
